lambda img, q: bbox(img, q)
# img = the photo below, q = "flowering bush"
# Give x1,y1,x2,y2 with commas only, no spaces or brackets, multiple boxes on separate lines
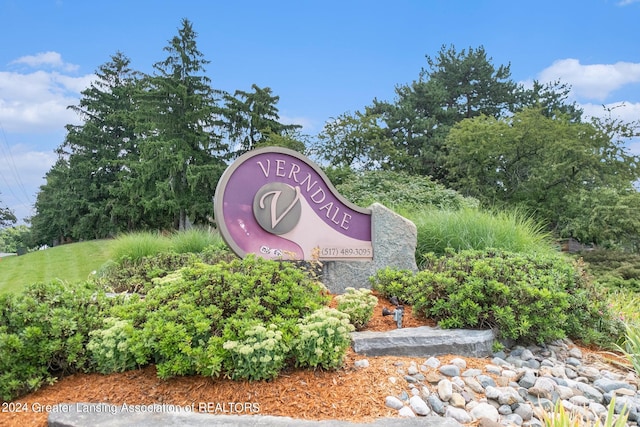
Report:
223,323,288,381
292,307,354,370
87,317,139,373
335,287,377,330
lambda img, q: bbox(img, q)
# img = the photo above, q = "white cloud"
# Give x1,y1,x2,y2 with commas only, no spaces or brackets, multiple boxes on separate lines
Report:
0,69,94,133
618,0,640,5
538,59,640,101
0,52,94,222
580,101,640,123
10,51,79,72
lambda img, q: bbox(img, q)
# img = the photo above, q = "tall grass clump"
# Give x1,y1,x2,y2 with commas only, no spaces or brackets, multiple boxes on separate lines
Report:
111,231,172,264
170,228,225,254
607,290,640,326
539,397,628,427
617,321,640,377
409,208,554,260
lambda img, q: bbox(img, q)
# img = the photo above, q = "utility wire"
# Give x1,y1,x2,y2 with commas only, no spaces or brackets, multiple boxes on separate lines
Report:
0,120,34,206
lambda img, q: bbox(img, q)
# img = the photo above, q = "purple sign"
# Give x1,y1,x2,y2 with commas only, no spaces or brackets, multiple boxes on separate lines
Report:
214,147,373,261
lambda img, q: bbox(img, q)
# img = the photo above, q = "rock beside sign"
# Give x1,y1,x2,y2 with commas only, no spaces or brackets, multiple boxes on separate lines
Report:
321,203,418,294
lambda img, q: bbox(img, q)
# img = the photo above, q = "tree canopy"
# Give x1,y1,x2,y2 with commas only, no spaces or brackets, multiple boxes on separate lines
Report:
30,19,302,244
444,107,640,235
26,29,640,250
1,194,16,228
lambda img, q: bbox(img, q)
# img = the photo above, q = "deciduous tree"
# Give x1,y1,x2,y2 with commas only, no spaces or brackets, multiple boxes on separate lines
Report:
313,111,396,170
444,107,640,239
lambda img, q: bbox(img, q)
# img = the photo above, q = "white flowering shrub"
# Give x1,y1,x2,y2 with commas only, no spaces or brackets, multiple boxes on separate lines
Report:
292,307,354,370
222,323,288,381
87,317,139,373
335,287,378,330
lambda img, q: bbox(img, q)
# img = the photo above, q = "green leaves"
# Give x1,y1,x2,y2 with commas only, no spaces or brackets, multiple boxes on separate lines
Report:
223,324,289,381
292,308,354,370
444,107,640,244
0,281,112,401
335,287,378,330
372,249,613,344
93,255,333,381
336,170,478,212
87,317,139,374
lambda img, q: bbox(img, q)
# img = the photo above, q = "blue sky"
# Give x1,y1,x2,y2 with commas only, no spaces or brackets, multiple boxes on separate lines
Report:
1,0,640,223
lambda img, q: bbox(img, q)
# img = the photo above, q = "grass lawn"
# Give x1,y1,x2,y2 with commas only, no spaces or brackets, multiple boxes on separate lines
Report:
0,240,115,294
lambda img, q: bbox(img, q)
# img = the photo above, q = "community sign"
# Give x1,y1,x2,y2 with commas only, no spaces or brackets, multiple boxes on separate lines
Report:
214,147,373,261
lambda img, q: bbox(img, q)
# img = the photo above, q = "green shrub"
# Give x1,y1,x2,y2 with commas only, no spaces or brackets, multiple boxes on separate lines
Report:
108,255,330,380
408,208,554,261
95,252,199,294
335,287,378,330
372,250,618,345
223,323,288,381
87,317,139,374
0,281,111,401
292,307,354,370
579,248,640,292
336,170,479,210
606,290,640,326
109,270,226,380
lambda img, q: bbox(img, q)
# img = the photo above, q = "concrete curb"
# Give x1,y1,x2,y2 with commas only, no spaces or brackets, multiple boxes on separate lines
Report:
47,403,463,427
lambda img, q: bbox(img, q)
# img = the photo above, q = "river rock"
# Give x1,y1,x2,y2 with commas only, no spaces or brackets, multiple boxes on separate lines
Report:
398,406,416,417
385,396,404,410
409,395,430,416
470,402,500,422
438,379,453,401
446,406,473,424
594,377,637,394
440,364,461,377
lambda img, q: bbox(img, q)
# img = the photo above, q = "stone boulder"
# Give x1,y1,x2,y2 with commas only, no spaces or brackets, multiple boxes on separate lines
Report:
321,203,417,294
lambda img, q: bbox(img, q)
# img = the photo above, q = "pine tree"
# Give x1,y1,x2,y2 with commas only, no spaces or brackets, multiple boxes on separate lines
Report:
135,18,227,230
223,84,301,157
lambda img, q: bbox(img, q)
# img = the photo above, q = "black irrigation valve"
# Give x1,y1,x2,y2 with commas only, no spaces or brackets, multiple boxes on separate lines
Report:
382,295,404,329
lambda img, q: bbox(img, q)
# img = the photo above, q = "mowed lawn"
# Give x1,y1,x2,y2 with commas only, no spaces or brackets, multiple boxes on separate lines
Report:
0,240,115,294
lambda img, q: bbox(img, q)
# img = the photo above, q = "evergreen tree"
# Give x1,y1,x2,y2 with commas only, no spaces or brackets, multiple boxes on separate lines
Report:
223,84,301,157
0,193,16,228
30,159,74,245
517,80,583,121
370,45,520,180
134,18,227,230
59,52,141,238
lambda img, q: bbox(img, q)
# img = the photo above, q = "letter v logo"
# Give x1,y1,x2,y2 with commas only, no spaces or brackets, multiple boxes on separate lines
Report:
253,183,302,234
